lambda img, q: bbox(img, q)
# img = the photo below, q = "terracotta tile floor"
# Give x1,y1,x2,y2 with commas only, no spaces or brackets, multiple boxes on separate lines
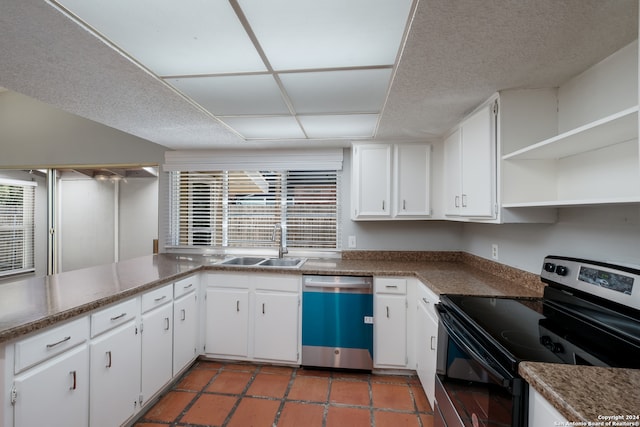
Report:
134,360,434,427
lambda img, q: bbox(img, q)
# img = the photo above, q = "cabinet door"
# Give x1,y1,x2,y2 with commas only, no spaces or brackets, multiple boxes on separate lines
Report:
90,321,141,427
416,301,438,408
352,144,392,218
374,294,407,367
13,344,89,427
460,103,495,217
174,291,199,374
205,288,249,358
395,144,431,217
254,291,299,363
141,303,173,404
443,129,462,216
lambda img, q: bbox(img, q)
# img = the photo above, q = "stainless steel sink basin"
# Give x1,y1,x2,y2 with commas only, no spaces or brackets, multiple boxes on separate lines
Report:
220,256,266,266
258,258,306,268
219,256,306,268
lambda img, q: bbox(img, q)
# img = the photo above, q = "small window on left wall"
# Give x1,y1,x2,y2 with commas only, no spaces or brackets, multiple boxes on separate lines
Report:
0,179,36,277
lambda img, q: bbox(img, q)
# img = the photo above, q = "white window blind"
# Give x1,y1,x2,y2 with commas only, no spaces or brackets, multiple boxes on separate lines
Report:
167,170,340,251
0,179,36,277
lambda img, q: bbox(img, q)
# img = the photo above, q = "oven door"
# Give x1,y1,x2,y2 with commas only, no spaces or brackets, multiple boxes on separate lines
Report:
435,304,527,427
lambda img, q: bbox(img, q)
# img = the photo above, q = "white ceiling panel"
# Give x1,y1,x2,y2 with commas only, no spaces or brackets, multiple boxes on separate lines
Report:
280,69,393,114
220,116,305,139
299,114,378,138
238,0,413,70
56,0,266,76
169,75,290,116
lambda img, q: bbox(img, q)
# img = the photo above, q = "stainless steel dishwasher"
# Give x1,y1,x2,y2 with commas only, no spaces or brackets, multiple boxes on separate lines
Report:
301,275,373,370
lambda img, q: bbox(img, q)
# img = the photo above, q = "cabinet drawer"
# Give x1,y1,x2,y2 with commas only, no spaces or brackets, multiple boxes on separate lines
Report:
417,281,439,318
374,278,407,294
174,275,198,298
141,284,173,313
15,316,89,374
91,298,138,338
254,274,299,292
208,273,250,288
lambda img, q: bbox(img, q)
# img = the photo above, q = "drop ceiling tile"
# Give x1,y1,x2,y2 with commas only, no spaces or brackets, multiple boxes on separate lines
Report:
168,75,290,116
279,68,393,114
220,116,305,139
299,114,378,138
238,0,413,70
56,0,266,76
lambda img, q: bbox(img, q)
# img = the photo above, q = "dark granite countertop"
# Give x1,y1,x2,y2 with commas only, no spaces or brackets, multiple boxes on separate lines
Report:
0,251,542,343
520,362,640,422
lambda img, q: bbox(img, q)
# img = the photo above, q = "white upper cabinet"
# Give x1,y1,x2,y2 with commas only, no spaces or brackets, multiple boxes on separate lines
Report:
443,101,497,219
352,142,431,220
501,41,639,208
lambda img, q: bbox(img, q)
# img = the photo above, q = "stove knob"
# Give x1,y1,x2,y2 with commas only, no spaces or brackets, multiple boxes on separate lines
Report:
552,342,564,354
543,262,556,273
555,265,568,276
540,335,552,347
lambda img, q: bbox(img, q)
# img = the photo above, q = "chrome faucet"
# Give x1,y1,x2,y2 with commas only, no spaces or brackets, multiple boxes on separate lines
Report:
272,223,288,258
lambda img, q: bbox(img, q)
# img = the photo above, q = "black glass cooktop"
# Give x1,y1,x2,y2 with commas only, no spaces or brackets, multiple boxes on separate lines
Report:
440,292,640,369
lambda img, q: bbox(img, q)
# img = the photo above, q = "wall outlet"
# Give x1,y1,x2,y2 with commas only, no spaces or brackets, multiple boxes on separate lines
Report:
348,235,357,249
491,244,499,260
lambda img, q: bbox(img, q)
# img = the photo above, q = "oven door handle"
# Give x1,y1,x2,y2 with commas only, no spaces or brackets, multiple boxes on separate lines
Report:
438,309,513,387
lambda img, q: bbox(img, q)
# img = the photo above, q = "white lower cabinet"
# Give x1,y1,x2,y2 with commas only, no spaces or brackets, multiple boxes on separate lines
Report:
374,278,408,368
89,320,141,427
13,343,89,427
205,273,301,364
254,290,299,362
140,302,173,405
528,386,568,427
415,282,439,407
205,287,250,357
173,290,199,374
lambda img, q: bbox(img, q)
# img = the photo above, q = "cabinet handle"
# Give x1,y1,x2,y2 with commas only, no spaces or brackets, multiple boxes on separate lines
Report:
183,283,193,290
386,306,390,318
164,317,170,331
382,200,385,211
454,195,460,208
181,308,186,321
69,370,77,390
110,312,126,321
46,335,71,349
403,200,406,210
461,194,467,207
236,300,240,312
106,350,112,368
262,303,265,314
385,285,398,289
431,336,437,351
422,297,429,304
154,295,167,302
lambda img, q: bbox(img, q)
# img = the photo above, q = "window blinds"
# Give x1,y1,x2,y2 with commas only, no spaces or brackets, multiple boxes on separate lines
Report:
167,169,340,251
0,179,36,277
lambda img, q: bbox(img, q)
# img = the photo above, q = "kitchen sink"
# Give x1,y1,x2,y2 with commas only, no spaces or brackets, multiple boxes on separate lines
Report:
220,256,266,266
219,256,306,268
258,258,306,268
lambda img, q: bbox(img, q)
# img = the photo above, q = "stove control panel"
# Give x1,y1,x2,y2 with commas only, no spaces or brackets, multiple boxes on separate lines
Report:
541,256,640,312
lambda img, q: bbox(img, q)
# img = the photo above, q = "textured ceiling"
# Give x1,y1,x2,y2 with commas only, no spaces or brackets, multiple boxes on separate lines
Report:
0,0,637,150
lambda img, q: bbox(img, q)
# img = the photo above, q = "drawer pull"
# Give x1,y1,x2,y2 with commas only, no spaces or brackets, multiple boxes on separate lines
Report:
106,350,112,368
236,300,240,312
164,317,170,331
46,336,71,349
69,370,77,390
183,283,193,290
422,297,429,304
154,295,167,302
386,306,390,318
262,303,265,314
431,336,437,351
181,309,186,321
110,312,126,321
385,285,398,289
